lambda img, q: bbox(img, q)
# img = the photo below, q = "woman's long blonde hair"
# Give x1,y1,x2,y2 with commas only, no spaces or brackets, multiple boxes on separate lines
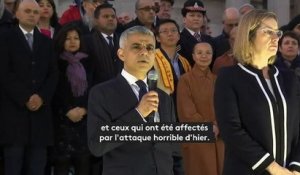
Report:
233,9,278,65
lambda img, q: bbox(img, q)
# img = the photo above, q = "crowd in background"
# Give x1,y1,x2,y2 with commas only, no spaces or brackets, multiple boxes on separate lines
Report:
1,0,300,174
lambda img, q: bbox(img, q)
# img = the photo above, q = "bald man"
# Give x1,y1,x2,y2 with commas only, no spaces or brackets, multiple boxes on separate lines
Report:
124,0,156,31
213,7,239,58
239,3,254,16
0,1,58,175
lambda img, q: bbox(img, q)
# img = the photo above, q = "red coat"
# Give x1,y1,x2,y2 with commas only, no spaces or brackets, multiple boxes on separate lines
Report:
59,5,81,25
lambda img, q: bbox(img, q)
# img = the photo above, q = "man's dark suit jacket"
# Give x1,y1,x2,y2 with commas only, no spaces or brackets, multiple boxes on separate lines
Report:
179,28,216,66
85,30,122,85
213,30,230,58
0,26,58,146
88,74,181,175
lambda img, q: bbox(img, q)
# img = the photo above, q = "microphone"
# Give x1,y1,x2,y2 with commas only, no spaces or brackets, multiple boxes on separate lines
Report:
147,69,158,122
147,69,158,91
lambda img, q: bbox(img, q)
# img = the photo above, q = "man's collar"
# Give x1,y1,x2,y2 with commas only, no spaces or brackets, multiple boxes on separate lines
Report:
19,25,34,35
121,69,147,86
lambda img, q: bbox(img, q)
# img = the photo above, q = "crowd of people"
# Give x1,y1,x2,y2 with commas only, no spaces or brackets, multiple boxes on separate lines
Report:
1,0,300,174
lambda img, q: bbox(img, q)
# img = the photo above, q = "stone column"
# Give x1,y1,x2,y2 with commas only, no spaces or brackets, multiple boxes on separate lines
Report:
267,0,290,26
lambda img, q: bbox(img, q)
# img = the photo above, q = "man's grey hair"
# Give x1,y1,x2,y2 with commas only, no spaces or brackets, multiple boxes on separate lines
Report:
0,0,5,19
119,26,155,48
135,0,140,10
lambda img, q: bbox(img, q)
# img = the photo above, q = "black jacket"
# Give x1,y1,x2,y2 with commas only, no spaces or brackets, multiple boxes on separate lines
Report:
88,74,182,175
179,28,215,66
215,64,300,174
0,26,58,146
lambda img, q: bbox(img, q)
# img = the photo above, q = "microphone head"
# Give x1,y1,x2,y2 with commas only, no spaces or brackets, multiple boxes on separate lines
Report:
148,69,158,81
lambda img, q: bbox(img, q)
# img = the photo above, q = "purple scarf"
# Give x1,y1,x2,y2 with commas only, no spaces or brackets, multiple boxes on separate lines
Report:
60,51,88,97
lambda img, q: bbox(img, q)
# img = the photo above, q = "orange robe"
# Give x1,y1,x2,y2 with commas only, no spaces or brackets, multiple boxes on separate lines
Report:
177,64,224,175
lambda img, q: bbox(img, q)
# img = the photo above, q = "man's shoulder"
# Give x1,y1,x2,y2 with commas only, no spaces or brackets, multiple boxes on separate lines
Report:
91,75,124,92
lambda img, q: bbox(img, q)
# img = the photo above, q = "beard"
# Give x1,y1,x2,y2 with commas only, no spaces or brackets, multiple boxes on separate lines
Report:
82,13,94,30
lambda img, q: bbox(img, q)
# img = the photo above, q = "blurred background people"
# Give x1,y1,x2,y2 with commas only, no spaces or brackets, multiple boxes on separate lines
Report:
177,42,224,175
214,7,239,58
212,26,238,75
275,31,300,78
200,16,212,36
59,0,105,31
36,0,60,38
124,0,156,31
117,11,132,26
238,3,254,16
215,10,300,175
156,0,174,20
4,0,18,15
179,0,215,66
280,14,300,37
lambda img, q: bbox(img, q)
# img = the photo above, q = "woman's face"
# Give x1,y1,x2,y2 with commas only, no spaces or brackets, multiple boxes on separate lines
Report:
38,0,53,19
252,18,281,59
192,43,213,69
279,36,299,61
64,30,80,53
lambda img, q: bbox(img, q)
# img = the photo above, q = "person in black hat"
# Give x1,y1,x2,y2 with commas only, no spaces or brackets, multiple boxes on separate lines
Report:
178,0,215,67
281,14,300,37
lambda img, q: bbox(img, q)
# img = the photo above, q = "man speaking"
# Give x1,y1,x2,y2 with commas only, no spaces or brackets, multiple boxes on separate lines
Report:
88,26,183,175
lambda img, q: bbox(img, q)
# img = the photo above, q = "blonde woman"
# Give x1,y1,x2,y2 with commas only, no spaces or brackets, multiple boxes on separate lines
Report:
215,9,300,175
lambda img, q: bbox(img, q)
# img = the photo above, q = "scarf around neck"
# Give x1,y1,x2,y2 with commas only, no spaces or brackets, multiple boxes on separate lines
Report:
60,51,88,97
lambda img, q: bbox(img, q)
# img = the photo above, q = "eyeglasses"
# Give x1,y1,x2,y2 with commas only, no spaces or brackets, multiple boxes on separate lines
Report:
159,29,178,35
261,28,283,38
130,43,155,53
138,6,158,12
225,23,238,28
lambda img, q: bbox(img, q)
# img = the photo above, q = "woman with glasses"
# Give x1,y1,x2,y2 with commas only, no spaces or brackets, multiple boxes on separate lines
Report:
214,9,300,175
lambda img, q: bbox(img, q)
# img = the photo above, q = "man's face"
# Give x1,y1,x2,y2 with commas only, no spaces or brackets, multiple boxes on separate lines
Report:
118,12,132,25
157,1,172,19
223,17,239,35
95,8,117,34
183,11,204,32
118,33,155,79
135,0,156,26
156,22,179,47
4,0,15,13
16,1,40,30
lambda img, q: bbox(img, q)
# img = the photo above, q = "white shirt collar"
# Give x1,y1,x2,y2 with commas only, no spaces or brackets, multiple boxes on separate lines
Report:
101,32,114,39
121,69,147,87
185,27,200,36
19,25,34,35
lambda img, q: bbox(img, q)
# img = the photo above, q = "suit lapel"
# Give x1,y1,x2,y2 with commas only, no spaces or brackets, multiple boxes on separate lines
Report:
108,75,139,121
115,74,138,104
15,26,33,54
182,28,198,43
32,28,41,53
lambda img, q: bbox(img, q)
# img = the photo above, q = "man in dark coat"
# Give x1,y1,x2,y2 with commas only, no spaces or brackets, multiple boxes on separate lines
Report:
213,7,239,58
124,0,157,32
178,0,215,66
88,26,183,175
0,1,58,175
86,3,122,85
